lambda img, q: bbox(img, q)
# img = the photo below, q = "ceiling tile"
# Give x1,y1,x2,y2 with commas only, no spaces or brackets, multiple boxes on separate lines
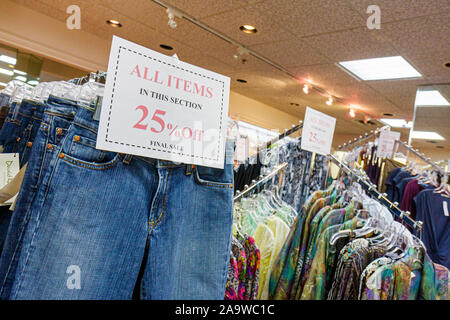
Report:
303,27,399,62
250,39,330,67
164,0,250,19
378,12,450,57
253,0,366,37
201,5,294,46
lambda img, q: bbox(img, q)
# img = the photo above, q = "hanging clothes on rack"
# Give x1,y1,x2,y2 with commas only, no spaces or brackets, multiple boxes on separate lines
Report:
231,164,295,300
268,155,449,300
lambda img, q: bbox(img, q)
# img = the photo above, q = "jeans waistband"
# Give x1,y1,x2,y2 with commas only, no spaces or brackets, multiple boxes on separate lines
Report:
44,95,78,118
15,100,36,119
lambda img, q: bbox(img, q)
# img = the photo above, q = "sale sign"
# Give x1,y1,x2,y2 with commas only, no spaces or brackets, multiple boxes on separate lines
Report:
96,36,230,169
377,129,400,159
301,107,336,156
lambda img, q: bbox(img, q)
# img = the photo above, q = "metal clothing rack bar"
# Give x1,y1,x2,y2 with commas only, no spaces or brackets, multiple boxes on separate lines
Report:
259,120,303,152
234,163,288,201
338,126,389,150
395,140,445,174
328,154,423,231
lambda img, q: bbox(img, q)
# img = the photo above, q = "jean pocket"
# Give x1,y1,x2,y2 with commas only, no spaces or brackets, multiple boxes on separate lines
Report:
64,134,120,170
193,165,233,189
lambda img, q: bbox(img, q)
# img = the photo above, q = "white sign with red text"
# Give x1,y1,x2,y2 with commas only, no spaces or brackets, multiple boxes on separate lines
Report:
301,107,336,156
377,129,400,159
97,36,230,168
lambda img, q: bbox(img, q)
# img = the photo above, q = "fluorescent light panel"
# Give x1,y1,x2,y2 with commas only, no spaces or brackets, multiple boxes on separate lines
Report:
379,119,413,128
14,69,26,76
0,68,13,76
415,90,450,106
410,131,445,140
14,75,26,82
338,56,422,81
0,55,16,65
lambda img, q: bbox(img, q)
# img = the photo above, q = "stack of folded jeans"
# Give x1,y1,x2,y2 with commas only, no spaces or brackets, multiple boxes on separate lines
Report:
0,95,235,300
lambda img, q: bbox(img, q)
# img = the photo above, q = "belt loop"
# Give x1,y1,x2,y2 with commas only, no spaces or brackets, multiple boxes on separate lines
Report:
186,164,194,176
122,154,133,165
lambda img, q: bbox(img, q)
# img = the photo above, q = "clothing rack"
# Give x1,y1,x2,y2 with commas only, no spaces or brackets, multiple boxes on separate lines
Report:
395,140,445,174
234,162,288,201
328,154,423,231
337,126,389,150
259,120,303,152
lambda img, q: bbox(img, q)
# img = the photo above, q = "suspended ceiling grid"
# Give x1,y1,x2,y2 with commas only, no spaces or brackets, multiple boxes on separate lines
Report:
10,0,450,144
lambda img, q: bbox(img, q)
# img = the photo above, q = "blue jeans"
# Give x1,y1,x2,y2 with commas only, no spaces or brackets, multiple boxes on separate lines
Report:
0,96,77,299
9,101,234,299
0,102,18,147
17,101,46,165
2,101,35,155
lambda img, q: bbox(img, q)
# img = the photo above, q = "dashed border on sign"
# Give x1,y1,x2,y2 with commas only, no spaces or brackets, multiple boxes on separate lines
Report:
104,45,225,162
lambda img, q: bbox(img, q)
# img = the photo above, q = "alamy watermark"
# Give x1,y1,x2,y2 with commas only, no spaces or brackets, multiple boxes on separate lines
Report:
367,5,381,29
66,265,81,289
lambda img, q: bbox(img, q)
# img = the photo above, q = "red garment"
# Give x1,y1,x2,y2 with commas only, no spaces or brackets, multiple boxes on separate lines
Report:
400,179,424,220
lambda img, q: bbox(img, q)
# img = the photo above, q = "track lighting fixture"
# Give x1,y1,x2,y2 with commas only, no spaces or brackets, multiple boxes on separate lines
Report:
166,7,183,29
326,96,333,106
233,47,249,60
349,108,356,118
302,84,309,94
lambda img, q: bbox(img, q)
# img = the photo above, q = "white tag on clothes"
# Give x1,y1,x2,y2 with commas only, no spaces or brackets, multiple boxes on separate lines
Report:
0,153,20,205
0,153,19,188
443,201,449,217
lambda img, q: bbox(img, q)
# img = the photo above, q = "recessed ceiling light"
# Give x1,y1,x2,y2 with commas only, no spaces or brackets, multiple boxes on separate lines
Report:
410,131,445,140
290,102,299,107
379,119,413,128
338,56,422,81
415,90,450,106
444,62,450,68
106,19,122,28
383,113,394,117
14,69,26,75
0,68,13,76
236,79,247,83
159,44,173,50
239,25,257,34
436,146,444,149
0,55,16,65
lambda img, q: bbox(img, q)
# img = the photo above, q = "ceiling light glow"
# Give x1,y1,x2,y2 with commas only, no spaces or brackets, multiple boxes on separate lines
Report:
0,68,14,76
0,55,17,65
106,19,122,28
14,70,26,75
326,97,333,106
14,75,26,82
415,90,450,106
302,84,309,94
338,56,422,81
349,108,356,118
410,131,445,140
240,25,257,34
